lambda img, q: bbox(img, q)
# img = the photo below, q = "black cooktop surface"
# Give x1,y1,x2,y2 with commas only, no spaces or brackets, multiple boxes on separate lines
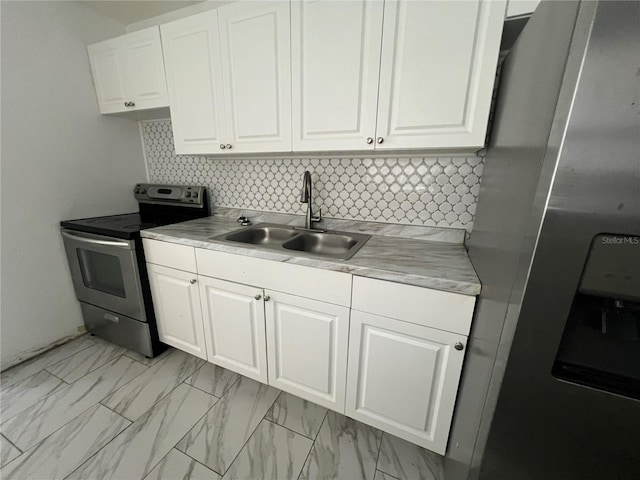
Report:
60,213,177,240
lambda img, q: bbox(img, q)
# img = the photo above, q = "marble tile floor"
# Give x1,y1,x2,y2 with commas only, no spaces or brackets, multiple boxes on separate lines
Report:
0,336,444,480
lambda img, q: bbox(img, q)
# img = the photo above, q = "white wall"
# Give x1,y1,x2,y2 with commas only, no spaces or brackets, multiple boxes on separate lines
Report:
1,1,147,368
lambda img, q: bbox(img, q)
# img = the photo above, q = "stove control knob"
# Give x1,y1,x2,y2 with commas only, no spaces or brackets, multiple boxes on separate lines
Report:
185,191,192,198
140,188,146,194
134,187,140,194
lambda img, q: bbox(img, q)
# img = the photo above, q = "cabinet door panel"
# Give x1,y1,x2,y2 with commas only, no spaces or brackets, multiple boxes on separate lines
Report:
376,0,505,149
217,1,291,152
199,276,268,383
346,311,466,454
161,11,227,154
120,27,169,110
265,291,349,412
87,38,127,114
147,264,207,359
291,0,383,151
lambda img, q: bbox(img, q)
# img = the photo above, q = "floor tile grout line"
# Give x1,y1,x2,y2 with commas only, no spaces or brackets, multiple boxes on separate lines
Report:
44,346,130,385
3,355,149,452
62,413,137,480
171,389,225,475
373,431,384,476
166,446,223,478
263,417,318,441
104,362,205,423
297,409,329,480
215,388,282,477
6,401,106,459
0,334,95,376
1,433,22,454
0,337,96,388
181,369,242,399
0,373,68,424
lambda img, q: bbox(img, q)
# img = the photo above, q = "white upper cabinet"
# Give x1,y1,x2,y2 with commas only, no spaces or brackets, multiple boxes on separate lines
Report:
375,0,506,149
217,1,292,153
161,2,291,155
291,0,384,151
160,10,227,155
87,26,169,114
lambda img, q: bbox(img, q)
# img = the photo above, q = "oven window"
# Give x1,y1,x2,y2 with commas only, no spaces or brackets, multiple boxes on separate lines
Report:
77,249,126,297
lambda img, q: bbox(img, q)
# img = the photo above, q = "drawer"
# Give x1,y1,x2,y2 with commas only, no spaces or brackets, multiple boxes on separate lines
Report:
352,276,476,335
195,248,352,307
142,238,196,272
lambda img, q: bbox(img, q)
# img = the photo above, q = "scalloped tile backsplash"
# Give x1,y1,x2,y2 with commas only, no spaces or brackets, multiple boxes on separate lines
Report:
141,119,484,232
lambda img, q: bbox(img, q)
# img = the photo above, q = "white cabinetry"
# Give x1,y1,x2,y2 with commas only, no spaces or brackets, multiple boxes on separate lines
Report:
374,0,505,149
146,263,207,360
291,0,384,151
291,0,505,151
265,290,350,412
87,26,168,114
160,10,226,154
346,310,465,455
346,276,475,454
199,276,268,383
161,2,291,155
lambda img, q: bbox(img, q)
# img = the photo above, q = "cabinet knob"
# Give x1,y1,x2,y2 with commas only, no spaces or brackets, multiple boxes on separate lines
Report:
454,342,464,351
190,279,197,284
254,294,262,300
366,137,373,144
376,137,384,144
219,144,226,150
264,295,271,302
226,144,232,149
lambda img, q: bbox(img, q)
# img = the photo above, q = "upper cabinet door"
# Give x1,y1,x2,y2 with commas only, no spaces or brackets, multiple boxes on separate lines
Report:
375,0,506,150
120,27,169,111
87,37,128,114
217,1,292,153
161,10,227,154
291,0,384,151
87,27,168,114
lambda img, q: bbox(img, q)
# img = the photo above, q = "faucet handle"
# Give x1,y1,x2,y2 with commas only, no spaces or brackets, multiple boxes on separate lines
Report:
311,207,322,223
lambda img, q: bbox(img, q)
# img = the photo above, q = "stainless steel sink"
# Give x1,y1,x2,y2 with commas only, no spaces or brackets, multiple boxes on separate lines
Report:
211,223,370,260
282,232,362,258
224,225,298,245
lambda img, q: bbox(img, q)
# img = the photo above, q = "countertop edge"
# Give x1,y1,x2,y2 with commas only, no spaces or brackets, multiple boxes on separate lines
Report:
140,230,481,297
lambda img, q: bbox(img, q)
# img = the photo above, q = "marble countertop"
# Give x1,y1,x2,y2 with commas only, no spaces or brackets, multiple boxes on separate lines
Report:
141,215,481,296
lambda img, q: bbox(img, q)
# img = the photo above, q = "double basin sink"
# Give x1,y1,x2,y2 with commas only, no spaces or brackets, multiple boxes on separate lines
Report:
211,223,371,261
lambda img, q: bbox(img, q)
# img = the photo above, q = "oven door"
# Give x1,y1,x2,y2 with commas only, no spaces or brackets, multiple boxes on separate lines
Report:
61,229,146,322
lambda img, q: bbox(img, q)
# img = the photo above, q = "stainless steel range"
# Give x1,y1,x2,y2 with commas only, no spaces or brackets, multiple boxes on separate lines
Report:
60,184,209,357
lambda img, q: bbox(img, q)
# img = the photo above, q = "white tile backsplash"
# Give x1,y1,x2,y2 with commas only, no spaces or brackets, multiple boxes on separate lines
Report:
141,120,484,232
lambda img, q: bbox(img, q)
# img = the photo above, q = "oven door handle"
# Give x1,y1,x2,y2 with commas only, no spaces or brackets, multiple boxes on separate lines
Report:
61,231,132,248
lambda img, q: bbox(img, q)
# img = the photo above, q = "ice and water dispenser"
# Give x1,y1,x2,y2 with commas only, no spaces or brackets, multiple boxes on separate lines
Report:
553,234,640,399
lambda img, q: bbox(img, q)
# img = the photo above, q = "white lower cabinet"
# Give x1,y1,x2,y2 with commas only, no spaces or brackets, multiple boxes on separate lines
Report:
144,240,475,455
265,290,349,412
146,263,207,360
198,276,268,383
345,310,466,455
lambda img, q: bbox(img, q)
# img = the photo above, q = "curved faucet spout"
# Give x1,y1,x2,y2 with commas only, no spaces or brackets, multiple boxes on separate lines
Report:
300,171,321,229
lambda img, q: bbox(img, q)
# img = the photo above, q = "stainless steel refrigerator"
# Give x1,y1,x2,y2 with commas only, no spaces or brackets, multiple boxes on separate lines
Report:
445,1,640,479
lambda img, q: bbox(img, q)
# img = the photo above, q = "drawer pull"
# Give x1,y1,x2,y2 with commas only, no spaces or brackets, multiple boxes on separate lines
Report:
454,342,464,351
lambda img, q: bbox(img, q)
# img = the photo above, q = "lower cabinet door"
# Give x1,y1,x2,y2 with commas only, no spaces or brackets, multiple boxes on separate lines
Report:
265,290,349,412
345,310,466,455
199,276,268,383
146,263,207,359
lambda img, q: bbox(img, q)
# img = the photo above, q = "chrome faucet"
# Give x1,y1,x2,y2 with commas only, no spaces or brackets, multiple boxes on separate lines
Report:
300,170,321,229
